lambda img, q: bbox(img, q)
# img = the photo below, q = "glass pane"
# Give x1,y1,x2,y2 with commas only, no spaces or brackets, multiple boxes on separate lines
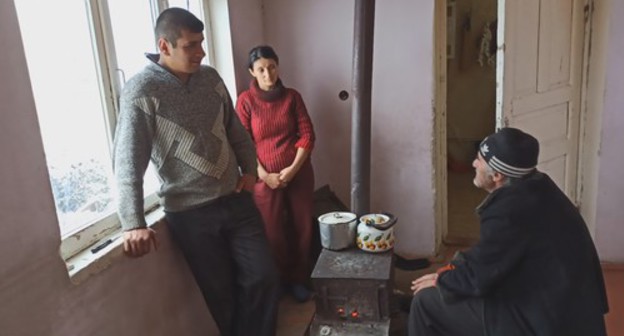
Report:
14,0,117,236
107,0,157,82
107,0,161,196
168,0,203,14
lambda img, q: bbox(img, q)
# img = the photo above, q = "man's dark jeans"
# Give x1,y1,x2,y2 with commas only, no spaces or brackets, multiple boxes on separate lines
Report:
166,191,279,336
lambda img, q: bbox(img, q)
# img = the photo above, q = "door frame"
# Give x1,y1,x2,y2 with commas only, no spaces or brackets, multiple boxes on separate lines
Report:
433,0,448,253
576,0,600,236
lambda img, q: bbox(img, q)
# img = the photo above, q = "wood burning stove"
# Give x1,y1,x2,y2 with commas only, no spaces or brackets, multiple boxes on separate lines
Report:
308,248,395,336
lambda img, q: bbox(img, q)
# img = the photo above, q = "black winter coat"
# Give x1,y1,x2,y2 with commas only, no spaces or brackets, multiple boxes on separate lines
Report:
437,172,608,336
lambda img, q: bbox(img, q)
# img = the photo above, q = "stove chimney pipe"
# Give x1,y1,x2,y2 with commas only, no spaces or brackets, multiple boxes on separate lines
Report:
351,0,375,216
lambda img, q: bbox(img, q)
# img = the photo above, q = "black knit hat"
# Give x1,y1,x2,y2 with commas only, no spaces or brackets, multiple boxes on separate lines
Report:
479,127,539,178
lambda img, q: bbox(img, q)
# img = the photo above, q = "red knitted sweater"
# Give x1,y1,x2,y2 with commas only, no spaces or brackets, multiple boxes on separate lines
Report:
235,79,315,173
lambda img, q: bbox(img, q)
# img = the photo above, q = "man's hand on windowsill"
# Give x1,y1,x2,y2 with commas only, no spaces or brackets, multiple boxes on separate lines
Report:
123,227,159,258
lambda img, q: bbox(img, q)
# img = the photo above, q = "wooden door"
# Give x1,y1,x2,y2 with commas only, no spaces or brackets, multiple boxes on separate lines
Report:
496,0,586,200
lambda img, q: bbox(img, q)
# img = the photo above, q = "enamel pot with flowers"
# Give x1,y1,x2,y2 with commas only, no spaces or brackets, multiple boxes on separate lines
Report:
356,213,398,253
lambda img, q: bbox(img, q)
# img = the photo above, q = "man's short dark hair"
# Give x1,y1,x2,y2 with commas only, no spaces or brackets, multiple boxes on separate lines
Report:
155,8,204,47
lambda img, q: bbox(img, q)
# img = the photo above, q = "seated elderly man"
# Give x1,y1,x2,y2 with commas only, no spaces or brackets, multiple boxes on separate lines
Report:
409,128,609,336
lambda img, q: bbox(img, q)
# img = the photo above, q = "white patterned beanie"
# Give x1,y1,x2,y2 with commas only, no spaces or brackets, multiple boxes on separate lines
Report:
479,127,539,178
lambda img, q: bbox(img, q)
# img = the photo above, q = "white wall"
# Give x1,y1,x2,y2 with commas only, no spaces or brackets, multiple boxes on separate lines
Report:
0,2,218,334
369,0,436,257
594,0,624,262
258,0,437,257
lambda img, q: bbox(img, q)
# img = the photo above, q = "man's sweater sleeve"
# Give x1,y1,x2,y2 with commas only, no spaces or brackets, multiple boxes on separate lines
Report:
113,96,154,230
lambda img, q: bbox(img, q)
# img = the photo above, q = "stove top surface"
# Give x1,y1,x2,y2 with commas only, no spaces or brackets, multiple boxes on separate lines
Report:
311,248,393,280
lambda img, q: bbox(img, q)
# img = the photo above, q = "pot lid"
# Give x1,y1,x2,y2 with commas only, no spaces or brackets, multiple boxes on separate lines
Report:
318,211,357,224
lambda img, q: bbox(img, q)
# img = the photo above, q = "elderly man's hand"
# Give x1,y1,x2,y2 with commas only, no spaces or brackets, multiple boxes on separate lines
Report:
123,227,158,258
411,273,438,294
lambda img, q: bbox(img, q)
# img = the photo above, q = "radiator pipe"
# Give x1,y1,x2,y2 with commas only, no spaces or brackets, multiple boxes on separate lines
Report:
351,0,375,215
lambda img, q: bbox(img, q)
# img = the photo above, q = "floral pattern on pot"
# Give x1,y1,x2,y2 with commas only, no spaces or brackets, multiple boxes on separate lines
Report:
356,229,395,252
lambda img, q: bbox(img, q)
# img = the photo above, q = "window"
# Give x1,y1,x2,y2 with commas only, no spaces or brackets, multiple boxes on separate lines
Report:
14,0,216,262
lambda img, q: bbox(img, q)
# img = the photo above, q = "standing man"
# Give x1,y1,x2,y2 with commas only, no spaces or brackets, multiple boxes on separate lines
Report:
113,8,278,336
409,128,609,336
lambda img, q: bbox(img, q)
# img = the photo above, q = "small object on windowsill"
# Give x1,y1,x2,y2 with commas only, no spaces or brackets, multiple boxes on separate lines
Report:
91,239,113,254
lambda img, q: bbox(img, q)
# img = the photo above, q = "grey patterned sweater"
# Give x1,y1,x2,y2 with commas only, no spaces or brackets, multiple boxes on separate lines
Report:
113,55,257,230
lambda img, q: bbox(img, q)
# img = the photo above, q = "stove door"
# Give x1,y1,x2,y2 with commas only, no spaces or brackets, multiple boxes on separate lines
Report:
314,280,390,322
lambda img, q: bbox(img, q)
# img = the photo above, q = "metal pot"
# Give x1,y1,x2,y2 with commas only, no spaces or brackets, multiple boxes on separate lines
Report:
357,213,398,253
317,211,358,251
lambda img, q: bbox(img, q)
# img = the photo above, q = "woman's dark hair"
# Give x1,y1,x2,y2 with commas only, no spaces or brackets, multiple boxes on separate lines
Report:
248,45,279,69
155,8,204,47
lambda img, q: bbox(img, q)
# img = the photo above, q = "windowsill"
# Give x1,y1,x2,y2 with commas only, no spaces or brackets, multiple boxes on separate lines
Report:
66,207,166,285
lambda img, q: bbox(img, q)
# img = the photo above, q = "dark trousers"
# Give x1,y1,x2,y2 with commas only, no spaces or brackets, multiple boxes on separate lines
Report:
165,191,279,336
253,160,314,284
408,287,485,336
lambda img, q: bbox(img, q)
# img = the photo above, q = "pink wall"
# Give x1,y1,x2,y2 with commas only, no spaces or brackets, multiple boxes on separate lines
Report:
595,0,624,262
227,0,265,95
0,2,217,334
258,0,437,257
261,0,354,217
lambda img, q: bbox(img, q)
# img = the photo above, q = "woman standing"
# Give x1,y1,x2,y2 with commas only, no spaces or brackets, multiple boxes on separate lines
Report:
235,45,316,302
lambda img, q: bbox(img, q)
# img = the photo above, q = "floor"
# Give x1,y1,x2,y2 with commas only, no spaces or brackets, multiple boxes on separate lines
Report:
277,244,624,336
276,295,315,336
446,170,487,244
603,263,624,335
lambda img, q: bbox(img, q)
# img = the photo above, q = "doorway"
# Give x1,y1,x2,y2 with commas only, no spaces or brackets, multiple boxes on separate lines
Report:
445,0,497,244
439,0,588,245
